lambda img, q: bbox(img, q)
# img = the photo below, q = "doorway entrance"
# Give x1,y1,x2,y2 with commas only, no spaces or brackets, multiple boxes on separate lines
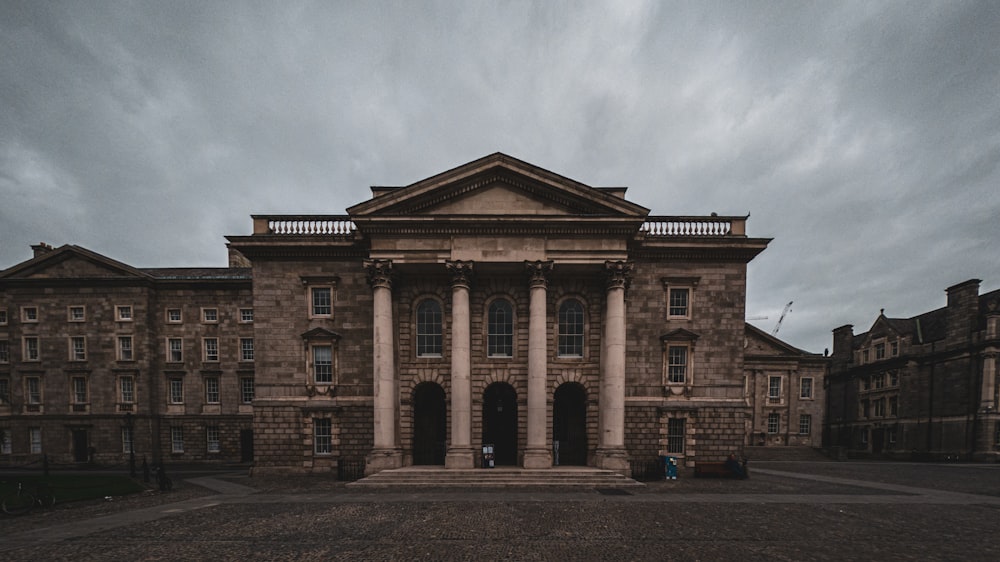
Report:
553,383,588,466
412,382,447,465
482,383,518,466
72,429,89,463
240,429,254,463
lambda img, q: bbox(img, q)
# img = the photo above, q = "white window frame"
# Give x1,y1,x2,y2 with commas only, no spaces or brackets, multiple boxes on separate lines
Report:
667,287,691,319
21,306,38,323
486,298,514,358
800,377,813,400
71,376,88,404
768,376,782,400
116,305,133,322
203,338,219,362
767,412,780,434
166,308,182,323
202,308,219,324
69,336,87,361
239,308,254,323
240,377,254,404
415,298,443,358
311,344,334,384
118,336,134,361
167,338,183,363
68,305,86,322
310,286,333,318
122,426,133,454
240,338,254,362
206,426,220,453
666,418,685,454
666,345,688,384
119,375,135,407
23,336,40,362
798,414,811,435
204,377,220,404
26,377,41,405
168,378,184,404
170,426,184,453
314,418,332,455
556,298,585,358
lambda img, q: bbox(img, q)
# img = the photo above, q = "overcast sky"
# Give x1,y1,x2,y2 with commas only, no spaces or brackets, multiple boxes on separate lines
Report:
2,1,998,353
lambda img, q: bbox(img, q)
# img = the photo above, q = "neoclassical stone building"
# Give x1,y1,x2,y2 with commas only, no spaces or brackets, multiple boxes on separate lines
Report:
226,154,771,474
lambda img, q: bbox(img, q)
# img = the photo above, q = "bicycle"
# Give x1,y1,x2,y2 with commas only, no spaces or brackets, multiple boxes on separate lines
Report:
1,481,56,516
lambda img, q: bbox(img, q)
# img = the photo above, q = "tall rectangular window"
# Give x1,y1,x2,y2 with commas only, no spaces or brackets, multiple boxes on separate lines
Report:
0,378,9,404
0,340,8,363
667,346,687,383
167,338,183,362
314,418,332,454
206,426,220,453
203,338,219,362
171,427,184,453
875,342,886,360
70,336,87,361
557,299,585,358
120,376,135,407
26,377,41,405
72,376,88,404
768,376,782,400
487,299,514,358
1,431,11,454
767,412,780,434
313,345,333,383
240,338,254,362
800,377,813,399
240,377,255,404
0,309,7,325
24,337,40,361
29,427,42,453
205,377,220,404
169,378,184,404
666,418,685,454
311,287,332,317
798,414,811,435
668,288,690,318
415,300,443,357
118,336,133,361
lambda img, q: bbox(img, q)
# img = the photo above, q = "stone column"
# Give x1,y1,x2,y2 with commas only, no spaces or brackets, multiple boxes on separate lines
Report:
446,260,476,468
364,259,402,474
596,260,631,471
523,260,554,469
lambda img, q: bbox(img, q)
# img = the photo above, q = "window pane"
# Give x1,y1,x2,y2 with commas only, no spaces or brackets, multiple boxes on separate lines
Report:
767,413,780,434
667,418,685,454
314,346,333,383
669,288,689,317
558,300,584,357
416,300,442,356
312,288,332,316
314,418,332,454
241,378,255,403
487,300,513,357
667,346,687,383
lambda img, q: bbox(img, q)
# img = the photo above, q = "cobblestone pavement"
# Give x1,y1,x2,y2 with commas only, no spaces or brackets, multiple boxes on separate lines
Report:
3,462,999,561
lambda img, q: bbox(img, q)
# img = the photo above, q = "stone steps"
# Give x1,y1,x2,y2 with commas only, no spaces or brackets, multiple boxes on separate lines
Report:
346,466,645,489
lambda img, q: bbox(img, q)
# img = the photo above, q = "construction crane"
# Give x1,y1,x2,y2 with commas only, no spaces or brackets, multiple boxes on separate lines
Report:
772,301,793,336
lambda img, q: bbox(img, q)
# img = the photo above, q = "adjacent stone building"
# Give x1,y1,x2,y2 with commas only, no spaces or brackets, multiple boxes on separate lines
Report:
0,244,254,466
2,153,781,474
827,279,1000,461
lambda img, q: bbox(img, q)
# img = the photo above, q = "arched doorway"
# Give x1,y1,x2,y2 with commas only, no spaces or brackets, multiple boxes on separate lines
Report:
412,382,446,465
553,383,588,466
483,383,518,465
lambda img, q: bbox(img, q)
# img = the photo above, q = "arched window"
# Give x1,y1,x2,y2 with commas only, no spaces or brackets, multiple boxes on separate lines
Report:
487,299,513,357
558,299,584,357
415,299,442,357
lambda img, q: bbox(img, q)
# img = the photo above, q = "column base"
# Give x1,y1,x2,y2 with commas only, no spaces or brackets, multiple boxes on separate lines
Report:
522,447,552,469
594,447,629,472
445,447,476,469
365,448,403,476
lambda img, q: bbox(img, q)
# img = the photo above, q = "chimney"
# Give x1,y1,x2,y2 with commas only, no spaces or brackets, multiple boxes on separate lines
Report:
831,324,854,370
31,242,54,258
945,279,981,345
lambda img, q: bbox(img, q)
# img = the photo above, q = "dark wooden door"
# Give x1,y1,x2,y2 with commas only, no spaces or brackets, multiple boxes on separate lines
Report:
483,383,518,465
72,429,89,462
554,383,587,466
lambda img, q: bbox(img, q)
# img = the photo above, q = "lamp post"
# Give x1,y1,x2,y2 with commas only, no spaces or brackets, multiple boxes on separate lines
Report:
124,412,136,478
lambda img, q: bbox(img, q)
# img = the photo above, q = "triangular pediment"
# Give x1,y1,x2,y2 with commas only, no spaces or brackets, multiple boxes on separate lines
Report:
348,153,649,219
744,323,811,357
0,246,150,280
861,315,906,345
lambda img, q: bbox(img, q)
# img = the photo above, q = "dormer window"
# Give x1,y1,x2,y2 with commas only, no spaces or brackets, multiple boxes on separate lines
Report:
875,342,886,361
890,341,899,357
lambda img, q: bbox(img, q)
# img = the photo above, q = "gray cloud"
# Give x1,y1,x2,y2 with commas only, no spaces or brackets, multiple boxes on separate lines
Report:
2,0,998,352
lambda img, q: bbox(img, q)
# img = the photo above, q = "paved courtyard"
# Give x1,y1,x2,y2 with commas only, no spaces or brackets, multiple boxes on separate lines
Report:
2,461,999,561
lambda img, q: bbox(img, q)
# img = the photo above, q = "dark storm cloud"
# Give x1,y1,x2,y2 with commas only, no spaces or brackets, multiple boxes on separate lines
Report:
2,0,998,352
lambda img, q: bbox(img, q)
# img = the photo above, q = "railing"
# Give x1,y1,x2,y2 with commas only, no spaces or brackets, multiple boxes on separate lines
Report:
641,215,746,237
252,215,356,236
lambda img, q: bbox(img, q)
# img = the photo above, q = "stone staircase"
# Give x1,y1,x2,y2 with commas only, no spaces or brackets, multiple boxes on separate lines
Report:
346,466,644,490
743,446,831,462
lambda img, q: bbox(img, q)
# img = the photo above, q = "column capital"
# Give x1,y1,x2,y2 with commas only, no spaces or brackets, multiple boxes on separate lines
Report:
364,259,393,289
604,260,634,291
524,260,554,289
446,260,475,290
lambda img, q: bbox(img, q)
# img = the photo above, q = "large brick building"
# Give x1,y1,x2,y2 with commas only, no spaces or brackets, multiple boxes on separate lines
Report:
827,279,1000,461
2,154,788,474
